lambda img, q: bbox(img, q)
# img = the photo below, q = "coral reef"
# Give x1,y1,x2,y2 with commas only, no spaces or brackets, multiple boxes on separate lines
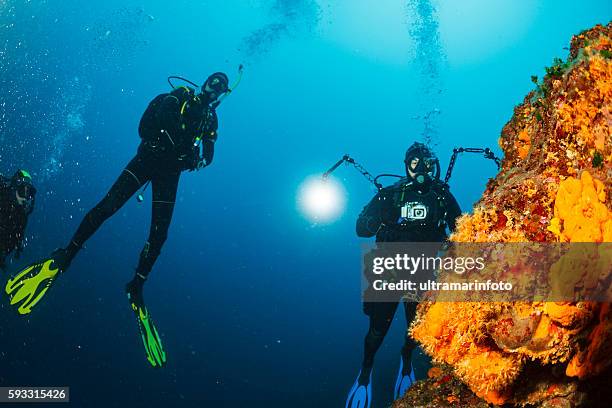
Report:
393,363,612,408
401,22,612,407
393,365,489,408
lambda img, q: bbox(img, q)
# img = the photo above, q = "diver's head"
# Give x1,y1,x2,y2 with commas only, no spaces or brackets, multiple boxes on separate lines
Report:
11,169,36,211
404,142,440,185
201,72,229,103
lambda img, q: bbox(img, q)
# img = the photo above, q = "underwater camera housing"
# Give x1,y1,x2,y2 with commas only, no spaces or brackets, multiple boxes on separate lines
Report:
401,202,428,220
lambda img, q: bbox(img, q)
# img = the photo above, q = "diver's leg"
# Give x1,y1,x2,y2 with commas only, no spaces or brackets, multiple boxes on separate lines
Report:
360,301,398,384
124,170,176,369
65,154,151,263
127,170,179,302
401,301,418,374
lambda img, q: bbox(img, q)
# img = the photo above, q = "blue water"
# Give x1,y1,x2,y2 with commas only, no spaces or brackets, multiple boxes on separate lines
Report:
0,1,610,407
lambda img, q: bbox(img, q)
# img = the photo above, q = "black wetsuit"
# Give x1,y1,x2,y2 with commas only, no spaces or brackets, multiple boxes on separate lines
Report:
64,86,218,281
0,177,30,269
356,177,461,381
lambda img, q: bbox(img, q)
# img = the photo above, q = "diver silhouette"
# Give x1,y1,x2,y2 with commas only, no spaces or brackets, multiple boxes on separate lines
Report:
346,142,462,407
5,72,234,368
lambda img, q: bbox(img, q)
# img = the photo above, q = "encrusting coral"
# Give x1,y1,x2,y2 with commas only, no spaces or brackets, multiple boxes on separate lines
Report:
396,22,612,407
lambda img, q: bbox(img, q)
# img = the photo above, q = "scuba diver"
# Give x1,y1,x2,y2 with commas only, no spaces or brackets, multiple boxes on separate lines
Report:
0,170,36,271
345,142,462,408
5,72,233,368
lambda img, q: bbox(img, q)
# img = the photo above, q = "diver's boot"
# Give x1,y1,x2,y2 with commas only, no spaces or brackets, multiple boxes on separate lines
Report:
126,274,167,368
345,367,372,408
393,357,416,399
125,274,146,308
5,246,76,315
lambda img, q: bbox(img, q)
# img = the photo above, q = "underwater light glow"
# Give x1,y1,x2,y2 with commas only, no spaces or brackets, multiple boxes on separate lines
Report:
297,176,346,223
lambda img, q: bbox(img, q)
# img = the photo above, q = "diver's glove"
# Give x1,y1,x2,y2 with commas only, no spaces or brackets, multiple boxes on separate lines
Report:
126,277,167,368
188,149,208,172
192,158,207,171
362,215,384,235
5,248,71,315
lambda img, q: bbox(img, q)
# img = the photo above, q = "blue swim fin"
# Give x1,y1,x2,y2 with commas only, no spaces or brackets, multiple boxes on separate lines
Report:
393,358,416,399
345,370,372,408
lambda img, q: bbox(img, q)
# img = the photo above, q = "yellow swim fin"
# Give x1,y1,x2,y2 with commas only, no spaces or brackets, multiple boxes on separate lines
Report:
126,279,167,368
131,302,167,368
5,250,69,315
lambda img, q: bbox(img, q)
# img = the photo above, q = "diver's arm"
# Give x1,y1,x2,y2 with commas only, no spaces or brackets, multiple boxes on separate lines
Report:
444,190,462,232
201,138,215,166
356,192,387,237
0,180,12,264
0,222,20,263
13,215,28,258
199,109,218,167
201,108,219,167
0,222,7,269
3,215,26,259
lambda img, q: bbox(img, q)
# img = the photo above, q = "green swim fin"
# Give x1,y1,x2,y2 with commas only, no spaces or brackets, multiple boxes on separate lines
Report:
5,249,70,315
127,285,167,368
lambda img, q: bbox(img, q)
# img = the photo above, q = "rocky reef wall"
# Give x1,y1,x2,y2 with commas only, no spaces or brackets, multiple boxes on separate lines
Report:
396,22,612,408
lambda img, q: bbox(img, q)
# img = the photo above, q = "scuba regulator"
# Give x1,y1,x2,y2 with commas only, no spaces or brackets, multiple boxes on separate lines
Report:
403,142,441,186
